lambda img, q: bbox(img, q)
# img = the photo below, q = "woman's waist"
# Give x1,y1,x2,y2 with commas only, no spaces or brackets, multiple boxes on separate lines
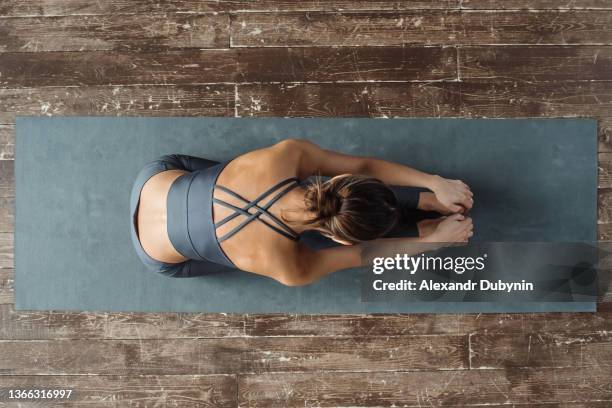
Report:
166,165,234,267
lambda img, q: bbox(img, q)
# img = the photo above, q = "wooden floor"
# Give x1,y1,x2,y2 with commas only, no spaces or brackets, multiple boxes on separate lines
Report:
1,0,612,406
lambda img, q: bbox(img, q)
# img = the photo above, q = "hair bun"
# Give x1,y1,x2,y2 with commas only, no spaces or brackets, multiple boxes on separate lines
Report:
318,189,341,219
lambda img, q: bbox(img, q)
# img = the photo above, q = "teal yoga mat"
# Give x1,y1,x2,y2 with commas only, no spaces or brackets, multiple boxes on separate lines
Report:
14,117,598,313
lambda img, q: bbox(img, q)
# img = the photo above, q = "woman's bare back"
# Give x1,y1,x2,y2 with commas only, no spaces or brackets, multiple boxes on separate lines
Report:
137,169,188,263
212,145,304,273
136,144,303,273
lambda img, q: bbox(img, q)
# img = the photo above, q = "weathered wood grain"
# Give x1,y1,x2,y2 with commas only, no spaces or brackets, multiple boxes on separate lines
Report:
0,86,235,124
0,14,229,52
0,47,456,88
231,11,612,47
0,0,456,17
457,81,612,119
600,188,612,224
237,81,612,119
0,160,13,198
233,0,459,11
460,46,612,81
0,197,13,234
600,118,612,153
231,46,458,82
0,335,466,375
462,0,612,9
471,332,612,368
0,374,238,407
0,51,236,87
0,304,246,339
247,336,468,373
245,312,612,337
0,338,244,375
238,367,612,407
600,153,612,188
245,314,466,336
600,223,612,240
0,125,13,159
0,269,13,304
0,233,12,269
237,82,461,117
1,299,610,339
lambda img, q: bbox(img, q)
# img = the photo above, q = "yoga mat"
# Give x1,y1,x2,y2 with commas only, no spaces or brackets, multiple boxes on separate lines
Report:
14,117,598,313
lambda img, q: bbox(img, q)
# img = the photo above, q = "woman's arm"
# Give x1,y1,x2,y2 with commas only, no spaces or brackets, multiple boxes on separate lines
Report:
277,213,472,286
278,138,435,187
277,139,473,212
279,236,442,286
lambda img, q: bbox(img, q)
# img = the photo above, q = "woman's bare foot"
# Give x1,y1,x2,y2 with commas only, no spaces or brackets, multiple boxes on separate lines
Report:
417,217,445,238
418,192,461,215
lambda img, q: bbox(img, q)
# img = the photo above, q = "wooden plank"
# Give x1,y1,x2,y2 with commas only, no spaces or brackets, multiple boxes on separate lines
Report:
231,11,612,47
0,47,456,88
238,367,612,407
0,160,12,200
230,46,458,82
462,0,612,9
0,85,235,124
0,125,13,159
600,153,612,188
231,11,463,47
0,338,244,375
600,118,612,153
0,374,237,407
0,303,245,339
0,301,609,340
0,335,466,375
0,197,13,233
245,314,465,336
459,46,612,81
245,312,612,337
236,83,462,117
600,223,612,240
1,82,607,126
0,13,229,52
600,188,612,224
0,232,12,269
237,81,612,120
245,336,468,373
470,332,612,368
0,1,456,17
0,269,13,304
0,51,236,86
234,0,459,11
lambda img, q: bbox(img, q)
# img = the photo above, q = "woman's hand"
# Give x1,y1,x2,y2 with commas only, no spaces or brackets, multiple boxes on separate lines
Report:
426,214,474,243
429,176,474,214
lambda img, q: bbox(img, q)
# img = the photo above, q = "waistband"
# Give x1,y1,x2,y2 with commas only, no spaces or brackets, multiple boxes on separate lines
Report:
166,163,235,268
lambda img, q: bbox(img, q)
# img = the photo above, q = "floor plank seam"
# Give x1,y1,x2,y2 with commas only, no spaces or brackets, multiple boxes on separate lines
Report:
234,84,239,118
468,332,473,369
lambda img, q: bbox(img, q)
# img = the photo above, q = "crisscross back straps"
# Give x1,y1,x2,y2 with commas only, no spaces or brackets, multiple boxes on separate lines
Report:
213,177,301,243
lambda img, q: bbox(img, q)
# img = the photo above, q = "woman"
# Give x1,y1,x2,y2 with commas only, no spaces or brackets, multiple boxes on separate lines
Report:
130,139,474,285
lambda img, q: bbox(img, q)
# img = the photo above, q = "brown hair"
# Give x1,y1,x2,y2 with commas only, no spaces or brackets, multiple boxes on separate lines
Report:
300,174,399,243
